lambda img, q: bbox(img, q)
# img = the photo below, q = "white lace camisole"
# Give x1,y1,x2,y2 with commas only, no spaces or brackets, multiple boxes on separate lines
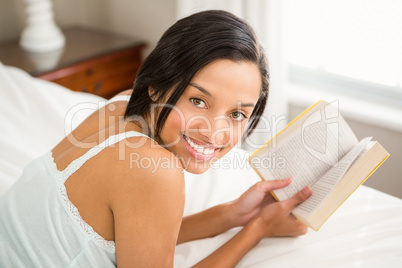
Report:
0,95,146,267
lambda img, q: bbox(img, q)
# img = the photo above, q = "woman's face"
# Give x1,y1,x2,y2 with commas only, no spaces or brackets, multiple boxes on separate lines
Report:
159,59,262,174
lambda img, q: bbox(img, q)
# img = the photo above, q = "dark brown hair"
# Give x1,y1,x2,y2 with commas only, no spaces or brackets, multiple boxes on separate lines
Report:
124,10,269,141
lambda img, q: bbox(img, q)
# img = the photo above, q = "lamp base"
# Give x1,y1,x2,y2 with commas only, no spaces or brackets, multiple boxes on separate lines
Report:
20,24,65,53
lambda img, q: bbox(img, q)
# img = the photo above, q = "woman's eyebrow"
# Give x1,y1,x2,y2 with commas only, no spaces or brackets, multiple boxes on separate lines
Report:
189,82,212,96
239,102,256,108
189,82,255,108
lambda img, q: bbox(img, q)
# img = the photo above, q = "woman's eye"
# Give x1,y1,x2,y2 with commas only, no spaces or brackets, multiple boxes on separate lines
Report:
190,98,207,108
231,111,247,121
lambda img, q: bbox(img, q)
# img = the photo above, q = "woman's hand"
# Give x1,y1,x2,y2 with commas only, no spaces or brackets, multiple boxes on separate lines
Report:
251,185,312,237
178,178,311,245
178,178,294,244
230,178,294,226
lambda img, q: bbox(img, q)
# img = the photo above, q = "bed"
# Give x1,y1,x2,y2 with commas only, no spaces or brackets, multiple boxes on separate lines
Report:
1,62,401,267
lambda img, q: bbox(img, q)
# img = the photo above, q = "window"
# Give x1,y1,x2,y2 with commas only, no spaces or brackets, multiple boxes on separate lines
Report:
283,0,402,107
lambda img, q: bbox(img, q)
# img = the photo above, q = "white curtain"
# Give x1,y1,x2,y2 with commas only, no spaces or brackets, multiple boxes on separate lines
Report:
176,0,288,151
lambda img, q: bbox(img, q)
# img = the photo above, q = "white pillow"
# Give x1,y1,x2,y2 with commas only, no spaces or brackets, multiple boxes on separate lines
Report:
0,63,104,195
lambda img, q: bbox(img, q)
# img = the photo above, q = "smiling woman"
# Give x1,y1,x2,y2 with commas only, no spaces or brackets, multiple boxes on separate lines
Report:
158,59,261,174
0,10,312,268
125,10,270,142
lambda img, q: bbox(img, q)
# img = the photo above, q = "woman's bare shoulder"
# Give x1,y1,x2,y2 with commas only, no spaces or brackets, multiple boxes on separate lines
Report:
94,134,186,218
115,89,133,96
104,135,184,187
52,90,133,156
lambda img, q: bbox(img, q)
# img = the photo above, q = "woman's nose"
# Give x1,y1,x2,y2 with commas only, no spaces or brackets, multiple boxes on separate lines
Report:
186,114,233,147
209,115,232,147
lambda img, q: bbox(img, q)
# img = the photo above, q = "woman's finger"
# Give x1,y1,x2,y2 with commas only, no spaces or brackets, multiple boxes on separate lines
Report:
284,186,312,209
256,178,292,194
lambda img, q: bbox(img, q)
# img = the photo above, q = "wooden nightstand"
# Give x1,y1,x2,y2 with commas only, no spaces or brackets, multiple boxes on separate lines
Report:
0,27,146,99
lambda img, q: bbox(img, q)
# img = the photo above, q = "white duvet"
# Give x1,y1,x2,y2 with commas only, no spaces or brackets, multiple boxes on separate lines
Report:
1,62,401,267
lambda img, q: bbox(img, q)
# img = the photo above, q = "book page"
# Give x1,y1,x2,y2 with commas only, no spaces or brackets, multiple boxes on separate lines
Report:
251,101,358,201
292,137,372,217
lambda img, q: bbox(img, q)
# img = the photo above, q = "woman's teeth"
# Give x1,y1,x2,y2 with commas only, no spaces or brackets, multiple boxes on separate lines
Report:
184,136,215,155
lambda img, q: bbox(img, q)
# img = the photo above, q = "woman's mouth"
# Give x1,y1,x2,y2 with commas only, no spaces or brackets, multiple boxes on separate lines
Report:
182,134,221,161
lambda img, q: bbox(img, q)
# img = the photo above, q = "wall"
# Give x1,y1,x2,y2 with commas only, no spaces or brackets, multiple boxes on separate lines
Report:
0,0,26,43
0,0,84,43
72,0,177,55
0,0,176,55
289,103,402,199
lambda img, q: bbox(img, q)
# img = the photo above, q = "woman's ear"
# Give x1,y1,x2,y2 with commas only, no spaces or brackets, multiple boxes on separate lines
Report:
148,87,158,102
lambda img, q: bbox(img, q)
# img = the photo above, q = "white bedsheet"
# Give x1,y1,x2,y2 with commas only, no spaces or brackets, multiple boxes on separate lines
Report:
181,168,402,267
1,62,401,267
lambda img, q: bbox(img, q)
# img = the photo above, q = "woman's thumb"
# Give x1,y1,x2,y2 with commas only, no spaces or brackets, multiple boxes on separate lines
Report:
286,186,312,209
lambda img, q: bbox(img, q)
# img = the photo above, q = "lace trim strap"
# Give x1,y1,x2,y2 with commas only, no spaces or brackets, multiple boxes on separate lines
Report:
61,131,149,181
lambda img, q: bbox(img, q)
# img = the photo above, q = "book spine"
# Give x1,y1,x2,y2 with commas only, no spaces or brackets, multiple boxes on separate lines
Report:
308,152,390,231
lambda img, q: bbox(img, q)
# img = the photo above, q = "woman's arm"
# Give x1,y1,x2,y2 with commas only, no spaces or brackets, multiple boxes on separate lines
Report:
177,203,237,244
193,185,312,268
110,143,185,267
178,178,291,244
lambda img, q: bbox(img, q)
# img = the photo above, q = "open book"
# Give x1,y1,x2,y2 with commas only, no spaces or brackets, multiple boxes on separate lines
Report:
248,100,389,231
